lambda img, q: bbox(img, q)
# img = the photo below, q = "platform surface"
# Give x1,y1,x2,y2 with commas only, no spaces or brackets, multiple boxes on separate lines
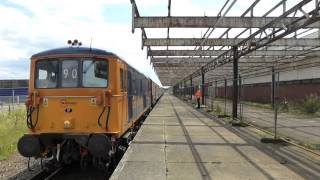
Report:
110,94,319,180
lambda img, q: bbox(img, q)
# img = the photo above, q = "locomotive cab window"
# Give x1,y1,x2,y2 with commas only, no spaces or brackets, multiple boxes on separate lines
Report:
83,60,108,87
36,60,58,88
61,60,79,88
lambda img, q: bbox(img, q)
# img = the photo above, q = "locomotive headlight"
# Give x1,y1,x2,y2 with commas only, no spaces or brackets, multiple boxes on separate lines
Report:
64,120,72,129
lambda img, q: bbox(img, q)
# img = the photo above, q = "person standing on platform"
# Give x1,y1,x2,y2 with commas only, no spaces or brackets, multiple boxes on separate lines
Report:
195,88,202,109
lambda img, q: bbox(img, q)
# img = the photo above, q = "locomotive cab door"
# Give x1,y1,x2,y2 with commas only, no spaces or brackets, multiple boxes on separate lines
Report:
119,64,128,130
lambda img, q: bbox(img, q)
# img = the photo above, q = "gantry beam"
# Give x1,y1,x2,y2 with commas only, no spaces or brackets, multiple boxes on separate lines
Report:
156,57,320,84
130,0,320,86
151,57,304,63
155,68,201,72
153,63,203,67
151,57,213,63
144,38,320,47
148,50,320,57
189,0,320,78
134,17,320,28
153,62,293,67
155,68,199,73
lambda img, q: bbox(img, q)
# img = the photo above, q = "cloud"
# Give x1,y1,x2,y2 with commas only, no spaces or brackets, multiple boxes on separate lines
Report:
1,0,313,86
0,0,162,84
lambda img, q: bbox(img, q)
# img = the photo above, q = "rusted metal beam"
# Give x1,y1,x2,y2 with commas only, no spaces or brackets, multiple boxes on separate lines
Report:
148,50,320,57
151,57,300,63
134,16,320,28
153,63,203,67
143,38,320,46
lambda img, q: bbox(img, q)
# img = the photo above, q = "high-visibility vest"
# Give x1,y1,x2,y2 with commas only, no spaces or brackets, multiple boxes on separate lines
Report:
195,90,202,98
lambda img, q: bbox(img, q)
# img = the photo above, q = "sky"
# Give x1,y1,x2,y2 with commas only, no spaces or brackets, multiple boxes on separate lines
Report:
0,0,316,86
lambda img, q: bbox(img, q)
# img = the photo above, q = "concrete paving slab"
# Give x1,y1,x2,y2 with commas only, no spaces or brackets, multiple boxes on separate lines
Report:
185,126,216,136
149,110,176,117
204,162,275,180
179,117,206,126
143,118,164,125
165,125,184,136
195,145,250,163
165,135,188,144
163,118,180,125
111,161,166,180
211,126,247,144
166,144,196,163
198,117,220,126
125,143,165,162
138,124,164,135
133,133,165,143
237,145,284,164
166,163,203,180
189,135,226,144
174,112,196,118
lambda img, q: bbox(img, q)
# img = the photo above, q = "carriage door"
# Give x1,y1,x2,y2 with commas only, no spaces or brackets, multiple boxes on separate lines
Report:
120,66,128,123
127,70,133,122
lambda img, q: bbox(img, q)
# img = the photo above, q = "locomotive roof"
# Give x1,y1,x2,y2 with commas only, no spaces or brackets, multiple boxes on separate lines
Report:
31,47,118,58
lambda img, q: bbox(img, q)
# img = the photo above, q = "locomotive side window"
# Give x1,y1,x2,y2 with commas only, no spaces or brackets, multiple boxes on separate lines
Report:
36,60,58,88
83,60,108,87
61,60,79,88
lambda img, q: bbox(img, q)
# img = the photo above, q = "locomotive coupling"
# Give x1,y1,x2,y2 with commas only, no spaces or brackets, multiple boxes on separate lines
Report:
17,135,43,157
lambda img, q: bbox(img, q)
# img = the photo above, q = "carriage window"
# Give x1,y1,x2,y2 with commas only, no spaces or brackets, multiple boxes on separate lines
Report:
83,60,108,87
61,60,79,87
36,61,58,88
120,68,124,92
128,71,132,94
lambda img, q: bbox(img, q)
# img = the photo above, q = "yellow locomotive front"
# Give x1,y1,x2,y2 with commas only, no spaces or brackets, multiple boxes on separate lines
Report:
17,45,129,169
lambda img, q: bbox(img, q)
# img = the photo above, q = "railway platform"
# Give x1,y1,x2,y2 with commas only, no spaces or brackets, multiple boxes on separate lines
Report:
110,93,320,180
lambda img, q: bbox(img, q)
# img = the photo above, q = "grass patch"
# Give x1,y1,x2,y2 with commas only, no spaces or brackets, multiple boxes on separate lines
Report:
277,94,320,117
215,94,320,117
0,108,27,160
300,94,320,114
296,142,320,151
242,101,272,110
309,144,320,150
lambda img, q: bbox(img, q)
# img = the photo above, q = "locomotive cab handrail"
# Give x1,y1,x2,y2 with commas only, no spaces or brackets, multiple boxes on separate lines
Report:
98,90,112,129
26,91,40,130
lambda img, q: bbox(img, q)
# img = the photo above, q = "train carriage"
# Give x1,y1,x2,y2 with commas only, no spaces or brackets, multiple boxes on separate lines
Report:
17,45,162,169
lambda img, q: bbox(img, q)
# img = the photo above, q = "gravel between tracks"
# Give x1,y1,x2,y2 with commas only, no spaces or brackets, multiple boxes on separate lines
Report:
0,153,41,180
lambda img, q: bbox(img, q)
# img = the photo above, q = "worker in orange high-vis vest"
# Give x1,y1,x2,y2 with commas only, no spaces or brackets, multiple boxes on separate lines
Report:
195,88,202,109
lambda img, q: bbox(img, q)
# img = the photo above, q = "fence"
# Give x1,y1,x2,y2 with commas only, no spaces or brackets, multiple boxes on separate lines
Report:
174,67,320,150
0,88,28,112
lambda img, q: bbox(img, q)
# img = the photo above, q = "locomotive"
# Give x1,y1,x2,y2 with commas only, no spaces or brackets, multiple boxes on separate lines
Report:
17,42,162,169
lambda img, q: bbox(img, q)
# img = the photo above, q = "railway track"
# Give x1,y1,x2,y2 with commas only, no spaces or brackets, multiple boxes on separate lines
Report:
26,165,110,180
29,167,63,180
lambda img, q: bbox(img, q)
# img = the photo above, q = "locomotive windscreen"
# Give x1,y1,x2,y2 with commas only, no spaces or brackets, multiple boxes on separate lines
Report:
35,59,108,88
36,60,58,88
83,60,108,87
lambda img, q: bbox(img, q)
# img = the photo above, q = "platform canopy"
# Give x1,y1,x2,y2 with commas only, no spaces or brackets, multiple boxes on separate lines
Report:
131,0,320,86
